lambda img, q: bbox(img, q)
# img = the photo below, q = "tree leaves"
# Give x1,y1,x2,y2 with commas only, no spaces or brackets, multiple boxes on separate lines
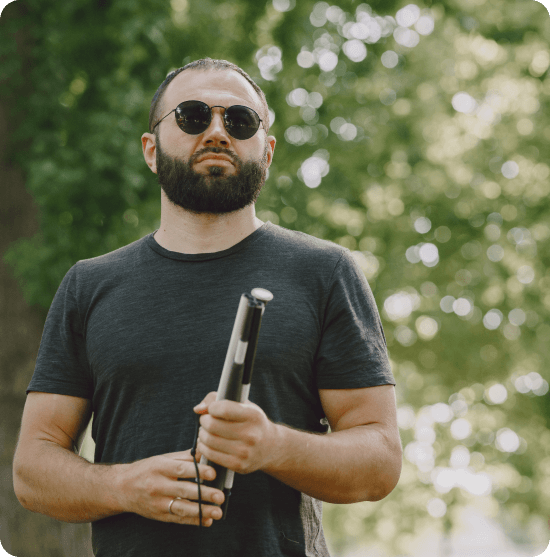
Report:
2,0,549,553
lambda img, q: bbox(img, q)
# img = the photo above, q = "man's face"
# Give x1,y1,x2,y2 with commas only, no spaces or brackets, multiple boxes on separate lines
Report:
155,135,268,215
150,69,275,215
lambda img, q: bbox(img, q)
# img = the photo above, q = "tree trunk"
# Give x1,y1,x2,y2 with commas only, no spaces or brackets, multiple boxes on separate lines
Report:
0,4,94,555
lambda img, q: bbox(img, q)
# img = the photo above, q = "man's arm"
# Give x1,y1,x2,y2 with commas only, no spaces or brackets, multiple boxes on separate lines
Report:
13,392,225,525
195,384,402,504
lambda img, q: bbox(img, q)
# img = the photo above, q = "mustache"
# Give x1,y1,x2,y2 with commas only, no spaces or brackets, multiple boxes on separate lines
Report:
188,147,241,168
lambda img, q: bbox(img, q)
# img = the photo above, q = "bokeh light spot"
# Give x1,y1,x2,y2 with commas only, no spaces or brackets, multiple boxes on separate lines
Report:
287,88,309,107
318,50,338,72
450,445,470,468
393,27,420,48
297,51,315,68
485,384,508,404
396,4,420,27
342,40,367,62
486,244,504,262
381,50,399,68
440,295,455,313
451,418,472,440
394,325,417,346
427,498,447,518
501,160,519,179
517,265,535,284
434,226,451,243
272,0,295,12
384,291,420,320
298,154,329,188
415,15,435,35
406,245,421,263
419,243,439,266
496,428,520,453
414,217,432,233
397,405,416,429
453,298,472,317
483,309,503,330
416,316,439,340
452,92,477,113
508,308,526,326
431,402,453,423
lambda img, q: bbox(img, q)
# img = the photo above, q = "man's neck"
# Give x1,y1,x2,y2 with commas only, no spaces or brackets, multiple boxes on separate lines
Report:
154,193,263,254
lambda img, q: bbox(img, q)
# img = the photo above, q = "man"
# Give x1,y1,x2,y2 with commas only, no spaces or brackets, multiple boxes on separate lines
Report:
13,58,402,556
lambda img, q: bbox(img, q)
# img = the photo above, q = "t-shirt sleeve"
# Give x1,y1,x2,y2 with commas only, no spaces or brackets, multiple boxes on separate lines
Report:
26,263,93,398
315,250,395,389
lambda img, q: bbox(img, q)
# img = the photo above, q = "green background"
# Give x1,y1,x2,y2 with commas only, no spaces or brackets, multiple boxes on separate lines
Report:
1,0,549,554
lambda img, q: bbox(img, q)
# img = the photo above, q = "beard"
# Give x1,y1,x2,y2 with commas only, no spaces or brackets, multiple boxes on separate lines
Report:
155,137,268,215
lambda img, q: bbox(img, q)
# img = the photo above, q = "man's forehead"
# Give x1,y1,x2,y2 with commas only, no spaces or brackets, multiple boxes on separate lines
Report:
162,69,261,111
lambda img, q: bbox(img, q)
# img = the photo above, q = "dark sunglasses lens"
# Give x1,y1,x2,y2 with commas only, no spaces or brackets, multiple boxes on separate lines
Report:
175,101,211,135
225,106,261,140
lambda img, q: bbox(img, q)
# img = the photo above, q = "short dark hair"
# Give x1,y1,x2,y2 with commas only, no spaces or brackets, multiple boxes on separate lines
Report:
148,58,270,135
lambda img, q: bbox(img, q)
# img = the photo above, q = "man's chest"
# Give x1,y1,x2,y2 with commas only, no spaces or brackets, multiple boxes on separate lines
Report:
83,278,322,409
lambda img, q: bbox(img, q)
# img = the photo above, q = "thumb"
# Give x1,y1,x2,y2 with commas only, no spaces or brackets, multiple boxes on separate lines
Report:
193,391,217,414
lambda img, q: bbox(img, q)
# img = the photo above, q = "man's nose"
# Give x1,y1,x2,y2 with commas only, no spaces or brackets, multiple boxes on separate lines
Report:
202,109,230,147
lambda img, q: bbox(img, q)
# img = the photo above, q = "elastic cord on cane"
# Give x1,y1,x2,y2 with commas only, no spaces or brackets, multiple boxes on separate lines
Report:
191,412,202,527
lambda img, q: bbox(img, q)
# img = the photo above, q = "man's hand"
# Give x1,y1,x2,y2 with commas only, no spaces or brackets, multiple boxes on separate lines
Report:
116,449,225,526
14,393,229,525
194,392,278,475
192,386,402,505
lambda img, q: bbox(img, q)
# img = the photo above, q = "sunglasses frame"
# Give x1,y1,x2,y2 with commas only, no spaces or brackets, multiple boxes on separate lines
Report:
151,100,264,140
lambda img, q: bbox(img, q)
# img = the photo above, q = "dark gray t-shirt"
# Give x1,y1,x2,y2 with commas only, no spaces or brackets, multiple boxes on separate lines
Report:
27,222,395,557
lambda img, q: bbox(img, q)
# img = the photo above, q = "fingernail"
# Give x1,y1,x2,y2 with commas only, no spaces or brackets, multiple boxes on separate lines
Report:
214,493,224,504
194,403,206,411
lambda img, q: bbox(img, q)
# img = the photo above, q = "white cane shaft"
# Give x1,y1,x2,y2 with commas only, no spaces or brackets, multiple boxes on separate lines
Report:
216,295,250,401
224,469,235,489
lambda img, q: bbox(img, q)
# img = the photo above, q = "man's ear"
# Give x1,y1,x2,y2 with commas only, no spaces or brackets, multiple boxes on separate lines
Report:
141,132,157,174
265,135,276,168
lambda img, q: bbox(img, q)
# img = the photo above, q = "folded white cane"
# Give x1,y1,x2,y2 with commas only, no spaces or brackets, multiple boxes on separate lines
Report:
199,288,273,519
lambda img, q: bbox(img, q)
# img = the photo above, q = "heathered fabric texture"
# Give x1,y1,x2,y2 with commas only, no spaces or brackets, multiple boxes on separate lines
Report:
28,222,395,557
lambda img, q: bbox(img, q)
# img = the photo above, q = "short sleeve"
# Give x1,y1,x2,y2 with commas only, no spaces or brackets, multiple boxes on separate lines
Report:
315,250,395,389
26,264,93,398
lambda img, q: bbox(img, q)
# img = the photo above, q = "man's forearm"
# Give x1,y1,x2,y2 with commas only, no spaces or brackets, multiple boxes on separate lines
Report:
13,440,123,523
264,423,402,504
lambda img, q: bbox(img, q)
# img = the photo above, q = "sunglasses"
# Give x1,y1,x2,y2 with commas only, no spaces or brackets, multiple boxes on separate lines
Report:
152,100,264,140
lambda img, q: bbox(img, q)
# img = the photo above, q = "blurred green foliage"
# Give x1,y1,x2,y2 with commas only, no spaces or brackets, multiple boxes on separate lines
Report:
2,0,550,554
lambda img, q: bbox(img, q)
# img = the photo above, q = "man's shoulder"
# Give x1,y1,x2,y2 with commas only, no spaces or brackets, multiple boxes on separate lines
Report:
73,234,150,278
264,222,347,262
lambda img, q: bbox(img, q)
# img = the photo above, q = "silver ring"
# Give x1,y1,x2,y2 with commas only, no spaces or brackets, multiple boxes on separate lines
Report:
168,497,181,514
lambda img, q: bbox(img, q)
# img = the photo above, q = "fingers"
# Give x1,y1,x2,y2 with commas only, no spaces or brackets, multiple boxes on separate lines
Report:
176,481,225,506
162,456,215,481
196,441,242,472
151,476,225,526
163,449,196,461
199,413,243,440
121,452,227,527
199,425,241,454
192,448,203,463
207,400,247,421
206,400,262,423
166,497,224,527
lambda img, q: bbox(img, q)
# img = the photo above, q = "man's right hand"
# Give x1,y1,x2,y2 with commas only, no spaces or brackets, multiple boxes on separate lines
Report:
115,449,225,527
14,393,225,525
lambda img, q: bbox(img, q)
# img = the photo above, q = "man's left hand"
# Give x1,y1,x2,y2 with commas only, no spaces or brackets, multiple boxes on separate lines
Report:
193,392,279,474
